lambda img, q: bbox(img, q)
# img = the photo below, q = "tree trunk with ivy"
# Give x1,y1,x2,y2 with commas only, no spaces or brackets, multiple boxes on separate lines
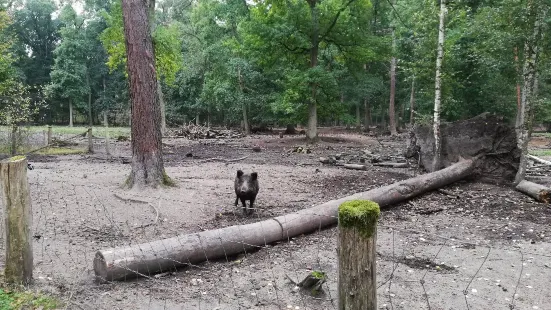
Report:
122,0,168,188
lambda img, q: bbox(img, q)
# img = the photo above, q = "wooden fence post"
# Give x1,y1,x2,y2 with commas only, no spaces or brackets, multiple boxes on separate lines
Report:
338,200,380,310
88,127,93,153
104,112,110,156
0,156,33,285
47,125,52,145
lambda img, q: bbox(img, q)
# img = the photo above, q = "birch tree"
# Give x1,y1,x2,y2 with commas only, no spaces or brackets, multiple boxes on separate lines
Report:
431,0,446,171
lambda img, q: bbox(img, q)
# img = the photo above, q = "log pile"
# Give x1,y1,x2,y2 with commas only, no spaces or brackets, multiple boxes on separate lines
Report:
165,124,243,140
319,149,409,169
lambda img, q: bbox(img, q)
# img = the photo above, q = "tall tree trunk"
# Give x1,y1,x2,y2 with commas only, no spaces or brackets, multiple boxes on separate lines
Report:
364,97,370,130
432,0,446,172
196,113,200,125
87,73,93,127
121,0,167,188
514,46,521,112
356,101,361,131
207,103,211,128
409,77,415,125
307,2,319,141
237,66,250,135
69,99,73,127
388,7,397,136
515,2,548,184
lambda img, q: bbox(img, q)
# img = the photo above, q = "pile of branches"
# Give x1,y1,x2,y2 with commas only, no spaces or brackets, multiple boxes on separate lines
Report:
165,124,243,140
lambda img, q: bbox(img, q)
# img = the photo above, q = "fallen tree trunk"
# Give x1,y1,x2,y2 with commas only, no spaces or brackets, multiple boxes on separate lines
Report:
343,164,368,170
373,162,409,168
94,159,477,282
515,180,551,203
528,154,551,166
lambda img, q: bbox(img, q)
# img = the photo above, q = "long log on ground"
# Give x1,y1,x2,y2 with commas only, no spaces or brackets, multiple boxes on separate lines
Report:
515,180,551,203
373,162,409,168
528,154,551,166
93,159,477,282
343,164,368,170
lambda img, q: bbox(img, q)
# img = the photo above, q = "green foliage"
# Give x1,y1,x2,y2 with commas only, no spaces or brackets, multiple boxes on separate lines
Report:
0,288,60,310
46,5,90,105
99,0,183,84
0,80,47,126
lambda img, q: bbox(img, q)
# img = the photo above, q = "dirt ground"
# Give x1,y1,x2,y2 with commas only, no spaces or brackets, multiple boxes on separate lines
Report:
2,128,551,310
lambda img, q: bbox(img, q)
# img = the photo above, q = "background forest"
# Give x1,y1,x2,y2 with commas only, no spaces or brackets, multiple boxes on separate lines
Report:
0,0,550,135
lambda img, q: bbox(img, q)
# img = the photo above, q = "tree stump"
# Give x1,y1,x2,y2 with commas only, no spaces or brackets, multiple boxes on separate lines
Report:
0,156,33,285
338,200,379,310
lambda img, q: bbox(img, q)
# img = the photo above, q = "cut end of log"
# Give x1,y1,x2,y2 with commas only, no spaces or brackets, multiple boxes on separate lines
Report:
539,190,551,204
93,251,109,284
338,200,380,238
7,155,26,162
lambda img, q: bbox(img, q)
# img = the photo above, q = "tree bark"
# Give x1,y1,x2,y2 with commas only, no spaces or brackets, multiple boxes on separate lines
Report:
364,97,370,130
388,16,397,136
409,77,415,125
514,46,521,112
69,99,73,127
94,158,476,282
122,0,166,188
514,2,548,184
432,0,446,172
515,180,551,203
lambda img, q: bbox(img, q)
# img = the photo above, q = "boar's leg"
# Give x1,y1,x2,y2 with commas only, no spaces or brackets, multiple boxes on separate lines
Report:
247,196,256,215
240,197,248,215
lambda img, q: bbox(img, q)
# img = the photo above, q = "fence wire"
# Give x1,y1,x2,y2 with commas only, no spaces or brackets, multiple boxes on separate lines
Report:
0,172,548,310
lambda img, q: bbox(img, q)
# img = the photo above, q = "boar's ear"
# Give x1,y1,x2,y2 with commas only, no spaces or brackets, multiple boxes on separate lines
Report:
251,172,258,180
237,170,244,178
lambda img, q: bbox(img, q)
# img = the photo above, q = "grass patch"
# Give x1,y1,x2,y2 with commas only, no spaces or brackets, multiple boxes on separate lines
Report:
35,147,86,155
0,146,85,156
533,132,551,138
530,149,551,157
0,125,131,139
0,287,60,310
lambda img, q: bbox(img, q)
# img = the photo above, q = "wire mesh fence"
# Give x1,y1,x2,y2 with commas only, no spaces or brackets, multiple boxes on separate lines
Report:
0,125,130,158
0,165,549,310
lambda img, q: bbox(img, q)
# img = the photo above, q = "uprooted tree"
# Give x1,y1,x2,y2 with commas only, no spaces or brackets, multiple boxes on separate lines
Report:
406,112,551,202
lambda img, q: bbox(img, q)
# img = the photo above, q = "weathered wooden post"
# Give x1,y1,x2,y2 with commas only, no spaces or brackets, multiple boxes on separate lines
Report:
0,156,33,285
88,127,93,153
104,112,110,156
47,125,52,145
338,200,380,310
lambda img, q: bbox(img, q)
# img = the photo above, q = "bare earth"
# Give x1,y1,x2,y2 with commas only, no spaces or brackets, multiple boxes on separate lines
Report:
2,129,551,310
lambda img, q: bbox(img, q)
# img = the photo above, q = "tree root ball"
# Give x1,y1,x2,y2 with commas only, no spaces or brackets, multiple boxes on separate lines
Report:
405,113,520,184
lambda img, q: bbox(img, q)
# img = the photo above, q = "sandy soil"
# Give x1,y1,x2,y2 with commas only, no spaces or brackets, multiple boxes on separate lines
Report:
1,129,551,310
